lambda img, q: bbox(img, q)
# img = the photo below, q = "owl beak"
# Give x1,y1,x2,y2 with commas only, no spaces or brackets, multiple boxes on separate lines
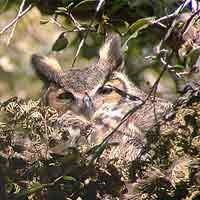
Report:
82,93,94,120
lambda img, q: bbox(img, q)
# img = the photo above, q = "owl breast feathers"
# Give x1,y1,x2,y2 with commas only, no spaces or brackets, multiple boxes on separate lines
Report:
31,33,173,162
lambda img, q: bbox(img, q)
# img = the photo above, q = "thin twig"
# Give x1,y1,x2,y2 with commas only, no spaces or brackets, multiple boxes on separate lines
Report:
154,13,178,24
71,16,94,67
154,0,191,24
7,0,27,45
71,37,85,67
49,17,68,29
69,13,83,30
71,0,105,67
155,0,192,53
0,3,32,35
49,17,96,33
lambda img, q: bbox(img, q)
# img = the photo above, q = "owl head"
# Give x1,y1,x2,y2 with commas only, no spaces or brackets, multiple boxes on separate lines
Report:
31,33,126,119
31,33,172,162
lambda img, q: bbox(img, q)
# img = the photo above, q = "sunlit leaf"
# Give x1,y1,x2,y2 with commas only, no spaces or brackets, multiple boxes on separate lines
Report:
55,4,74,14
40,19,49,24
123,21,130,29
122,43,128,52
128,17,156,33
122,17,156,51
56,7,69,14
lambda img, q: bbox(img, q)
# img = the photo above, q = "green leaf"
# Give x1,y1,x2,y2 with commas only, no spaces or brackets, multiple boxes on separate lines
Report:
122,43,128,52
15,182,48,198
56,7,69,14
52,32,68,52
122,32,138,52
128,17,156,33
124,21,130,29
40,19,49,24
88,138,110,164
122,17,156,51
174,64,185,69
55,4,74,14
63,176,77,182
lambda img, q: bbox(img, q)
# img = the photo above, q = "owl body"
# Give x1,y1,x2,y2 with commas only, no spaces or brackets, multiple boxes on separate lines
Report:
32,34,172,162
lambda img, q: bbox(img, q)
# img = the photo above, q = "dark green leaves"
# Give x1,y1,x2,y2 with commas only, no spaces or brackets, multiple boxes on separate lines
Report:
52,32,68,51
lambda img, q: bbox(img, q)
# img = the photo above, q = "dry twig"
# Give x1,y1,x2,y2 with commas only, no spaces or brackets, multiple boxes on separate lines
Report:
0,2,32,36
7,0,27,45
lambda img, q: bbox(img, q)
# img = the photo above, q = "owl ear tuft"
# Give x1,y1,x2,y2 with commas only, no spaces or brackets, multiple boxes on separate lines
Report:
31,54,63,84
99,33,122,69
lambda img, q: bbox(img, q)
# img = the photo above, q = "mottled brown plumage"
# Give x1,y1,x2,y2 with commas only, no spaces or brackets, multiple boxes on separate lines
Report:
31,33,172,162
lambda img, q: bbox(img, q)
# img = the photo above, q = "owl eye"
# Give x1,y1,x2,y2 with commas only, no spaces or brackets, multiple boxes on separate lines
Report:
57,91,74,103
98,85,113,95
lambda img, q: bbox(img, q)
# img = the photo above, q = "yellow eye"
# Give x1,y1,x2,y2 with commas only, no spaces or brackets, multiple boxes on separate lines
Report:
57,91,74,103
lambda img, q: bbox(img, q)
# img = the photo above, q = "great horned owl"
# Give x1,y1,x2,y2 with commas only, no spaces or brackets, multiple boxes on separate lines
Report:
31,34,172,162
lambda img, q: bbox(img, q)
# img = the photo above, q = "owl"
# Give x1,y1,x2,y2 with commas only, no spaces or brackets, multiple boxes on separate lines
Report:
31,33,173,162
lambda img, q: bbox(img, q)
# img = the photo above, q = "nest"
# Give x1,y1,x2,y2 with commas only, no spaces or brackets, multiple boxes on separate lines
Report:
0,94,200,200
